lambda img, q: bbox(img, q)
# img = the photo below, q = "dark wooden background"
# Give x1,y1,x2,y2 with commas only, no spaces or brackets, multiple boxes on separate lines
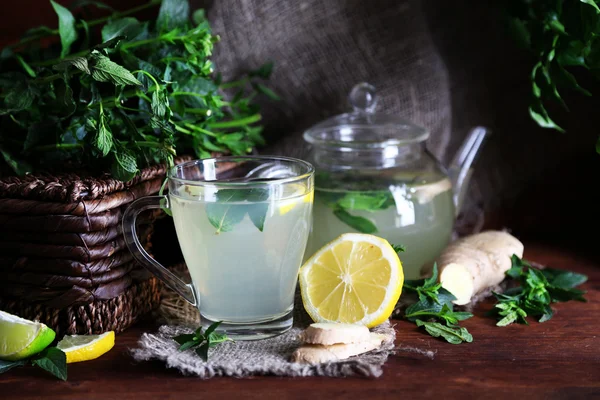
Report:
1,0,598,258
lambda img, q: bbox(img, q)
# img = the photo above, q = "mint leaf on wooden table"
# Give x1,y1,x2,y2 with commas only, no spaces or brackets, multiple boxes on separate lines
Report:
173,321,233,362
31,347,68,381
415,320,473,345
400,264,473,344
0,360,27,374
489,255,588,326
0,347,68,381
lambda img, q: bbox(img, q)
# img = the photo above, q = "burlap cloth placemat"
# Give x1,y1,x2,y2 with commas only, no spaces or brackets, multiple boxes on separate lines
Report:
130,265,400,378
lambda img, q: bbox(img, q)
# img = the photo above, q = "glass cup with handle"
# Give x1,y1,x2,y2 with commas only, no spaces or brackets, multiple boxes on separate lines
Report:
123,156,314,340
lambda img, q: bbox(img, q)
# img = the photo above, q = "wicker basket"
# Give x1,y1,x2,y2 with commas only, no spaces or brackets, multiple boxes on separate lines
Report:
0,156,191,335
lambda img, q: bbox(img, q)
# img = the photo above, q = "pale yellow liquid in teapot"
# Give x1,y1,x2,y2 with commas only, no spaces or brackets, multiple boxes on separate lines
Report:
306,178,455,279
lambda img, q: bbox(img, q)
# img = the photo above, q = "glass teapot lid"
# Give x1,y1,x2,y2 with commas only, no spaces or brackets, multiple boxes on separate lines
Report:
303,82,429,149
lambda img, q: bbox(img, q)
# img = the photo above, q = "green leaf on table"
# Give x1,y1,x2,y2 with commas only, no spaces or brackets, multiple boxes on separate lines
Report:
172,321,229,362
101,17,142,42
157,0,190,31
0,359,27,374
53,56,91,74
50,0,78,58
90,51,142,86
541,268,588,288
415,320,473,345
31,347,67,381
333,207,377,233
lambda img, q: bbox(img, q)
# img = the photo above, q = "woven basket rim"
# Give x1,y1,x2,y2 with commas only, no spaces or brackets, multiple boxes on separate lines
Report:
0,155,192,203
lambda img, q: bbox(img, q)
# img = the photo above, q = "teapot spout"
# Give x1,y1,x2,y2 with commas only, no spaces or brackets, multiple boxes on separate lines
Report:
447,126,489,214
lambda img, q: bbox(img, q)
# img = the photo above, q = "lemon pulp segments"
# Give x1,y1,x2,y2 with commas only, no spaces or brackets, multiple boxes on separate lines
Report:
56,331,115,363
299,233,404,328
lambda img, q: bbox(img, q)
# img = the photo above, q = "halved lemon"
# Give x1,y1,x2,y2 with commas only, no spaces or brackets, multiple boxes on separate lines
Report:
299,233,404,328
56,331,115,363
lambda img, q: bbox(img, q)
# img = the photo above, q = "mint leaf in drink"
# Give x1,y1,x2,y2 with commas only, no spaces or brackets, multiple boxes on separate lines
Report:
206,188,270,233
337,192,391,211
0,359,27,374
31,347,68,381
333,207,377,234
415,320,473,345
50,0,78,58
206,202,246,234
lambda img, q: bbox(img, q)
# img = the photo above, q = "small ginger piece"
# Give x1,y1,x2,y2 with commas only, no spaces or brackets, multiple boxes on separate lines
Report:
291,333,386,364
299,322,370,345
421,230,524,305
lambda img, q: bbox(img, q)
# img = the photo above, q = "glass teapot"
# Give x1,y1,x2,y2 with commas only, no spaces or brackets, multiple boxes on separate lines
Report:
302,82,488,279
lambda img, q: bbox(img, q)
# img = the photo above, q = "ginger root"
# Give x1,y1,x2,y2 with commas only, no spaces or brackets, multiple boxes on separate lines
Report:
291,322,387,364
291,333,386,364
420,230,524,305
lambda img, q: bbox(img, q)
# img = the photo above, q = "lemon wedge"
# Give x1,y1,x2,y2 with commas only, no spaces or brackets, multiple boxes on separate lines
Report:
299,233,404,328
56,331,115,363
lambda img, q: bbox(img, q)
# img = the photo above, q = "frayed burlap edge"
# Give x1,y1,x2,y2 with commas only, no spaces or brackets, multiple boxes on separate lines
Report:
130,321,396,379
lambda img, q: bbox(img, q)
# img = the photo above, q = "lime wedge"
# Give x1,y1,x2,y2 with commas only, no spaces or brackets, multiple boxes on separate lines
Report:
0,310,56,361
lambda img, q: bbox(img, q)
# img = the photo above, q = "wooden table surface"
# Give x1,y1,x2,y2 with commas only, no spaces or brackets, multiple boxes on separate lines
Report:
1,242,599,399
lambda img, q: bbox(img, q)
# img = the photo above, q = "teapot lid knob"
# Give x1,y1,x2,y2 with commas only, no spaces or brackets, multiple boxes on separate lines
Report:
349,82,378,114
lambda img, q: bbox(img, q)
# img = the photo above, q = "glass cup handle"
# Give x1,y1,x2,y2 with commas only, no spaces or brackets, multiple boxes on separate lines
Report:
122,195,197,306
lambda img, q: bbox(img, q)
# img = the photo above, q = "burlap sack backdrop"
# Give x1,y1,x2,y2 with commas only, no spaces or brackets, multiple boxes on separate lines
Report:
204,0,482,232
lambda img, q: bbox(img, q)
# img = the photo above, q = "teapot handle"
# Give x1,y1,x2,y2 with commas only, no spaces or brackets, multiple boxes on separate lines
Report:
448,126,489,215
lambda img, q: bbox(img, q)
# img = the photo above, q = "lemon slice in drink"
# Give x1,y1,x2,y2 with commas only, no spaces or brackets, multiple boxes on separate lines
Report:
0,310,56,361
278,185,313,215
56,331,115,363
299,233,404,328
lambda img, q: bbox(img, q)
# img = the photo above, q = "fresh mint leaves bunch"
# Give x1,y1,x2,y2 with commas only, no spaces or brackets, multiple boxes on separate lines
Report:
401,264,474,344
504,0,600,152
0,0,276,180
490,255,588,326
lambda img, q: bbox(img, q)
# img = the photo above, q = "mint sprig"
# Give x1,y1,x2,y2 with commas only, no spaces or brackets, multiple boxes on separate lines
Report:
173,321,233,361
0,347,67,381
489,255,588,326
400,264,474,345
